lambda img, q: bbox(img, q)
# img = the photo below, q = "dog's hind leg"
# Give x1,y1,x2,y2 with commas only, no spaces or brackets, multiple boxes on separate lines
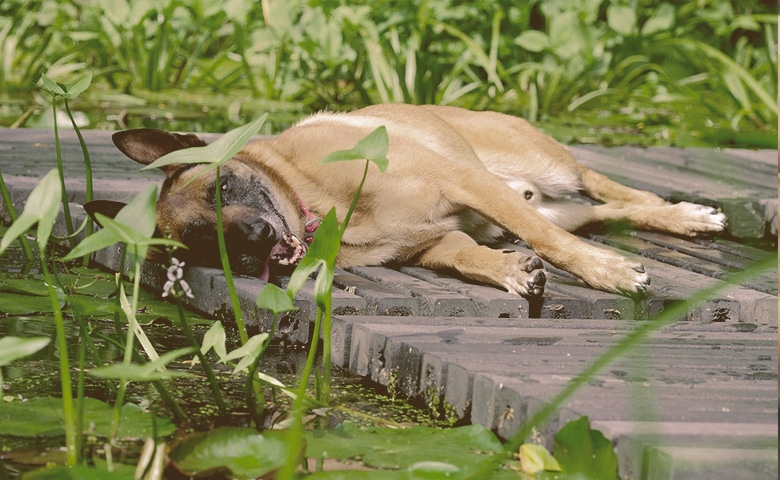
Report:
539,199,727,236
577,164,666,205
575,164,727,235
415,231,547,296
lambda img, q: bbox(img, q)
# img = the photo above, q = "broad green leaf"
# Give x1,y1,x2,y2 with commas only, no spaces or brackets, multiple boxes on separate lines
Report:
0,169,62,255
553,416,618,480
62,71,93,98
221,333,268,373
38,74,66,96
519,443,561,474
287,209,341,298
256,283,298,315
200,321,227,361
89,347,194,381
641,3,675,36
0,337,50,366
256,371,286,388
304,423,504,474
321,126,389,172
114,183,158,238
143,114,268,171
514,30,550,52
0,397,175,439
168,427,289,480
607,5,636,35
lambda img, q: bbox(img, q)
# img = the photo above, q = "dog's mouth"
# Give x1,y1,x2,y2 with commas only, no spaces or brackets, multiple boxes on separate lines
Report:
259,231,308,282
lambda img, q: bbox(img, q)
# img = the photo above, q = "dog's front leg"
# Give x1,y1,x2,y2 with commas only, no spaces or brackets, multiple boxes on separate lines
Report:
416,231,546,296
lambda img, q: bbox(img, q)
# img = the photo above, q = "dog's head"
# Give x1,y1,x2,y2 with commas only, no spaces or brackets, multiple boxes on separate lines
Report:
90,129,307,281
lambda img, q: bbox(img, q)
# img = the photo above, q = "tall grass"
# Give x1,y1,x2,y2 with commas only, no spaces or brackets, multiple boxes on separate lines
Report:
0,0,775,140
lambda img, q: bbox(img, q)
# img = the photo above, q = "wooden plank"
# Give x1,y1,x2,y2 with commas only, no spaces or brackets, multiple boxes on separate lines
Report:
398,265,531,318
348,266,480,317
590,233,778,295
571,146,776,238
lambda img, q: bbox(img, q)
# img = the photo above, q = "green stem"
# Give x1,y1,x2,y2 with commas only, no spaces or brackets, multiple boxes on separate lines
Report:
174,298,227,413
64,99,94,256
214,165,248,344
40,255,77,466
51,98,75,248
0,168,35,262
279,307,324,480
110,258,142,442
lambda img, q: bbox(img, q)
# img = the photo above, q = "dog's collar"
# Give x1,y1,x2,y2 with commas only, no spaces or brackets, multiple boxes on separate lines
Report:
296,195,321,244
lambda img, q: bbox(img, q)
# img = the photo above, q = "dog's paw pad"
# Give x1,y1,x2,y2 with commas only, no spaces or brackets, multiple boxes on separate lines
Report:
504,256,546,297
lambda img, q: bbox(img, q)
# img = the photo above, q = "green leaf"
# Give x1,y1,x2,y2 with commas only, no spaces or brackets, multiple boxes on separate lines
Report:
168,427,289,480
63,184,178,263
143,114,268,171
304,423,504,474
553,416,618,480
38,74,66,96
0,169,62,255
514,30,550,52
286,209,341,299
221,333,269,373
0,397,175,439
607,5,636,36
89,347,195,381
519,443,561,474
256,283,298,315
321,126,389,172
62,71,93,99
200,321,227,361
641,3,675,36
0,337,50,366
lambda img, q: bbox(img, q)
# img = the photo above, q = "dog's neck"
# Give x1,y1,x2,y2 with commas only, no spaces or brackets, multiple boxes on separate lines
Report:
296,195,321,244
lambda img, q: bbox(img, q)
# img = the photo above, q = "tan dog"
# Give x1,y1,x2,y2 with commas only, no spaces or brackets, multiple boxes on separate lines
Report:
108,104,726,297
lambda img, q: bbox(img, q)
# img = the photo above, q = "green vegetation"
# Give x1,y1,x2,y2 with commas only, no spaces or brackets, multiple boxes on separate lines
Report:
0,0,776,146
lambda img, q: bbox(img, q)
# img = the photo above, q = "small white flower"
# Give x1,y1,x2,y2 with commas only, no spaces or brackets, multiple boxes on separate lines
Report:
162,258,194,299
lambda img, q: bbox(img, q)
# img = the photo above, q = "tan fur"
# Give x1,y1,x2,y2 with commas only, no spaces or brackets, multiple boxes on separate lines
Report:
112,104,727,296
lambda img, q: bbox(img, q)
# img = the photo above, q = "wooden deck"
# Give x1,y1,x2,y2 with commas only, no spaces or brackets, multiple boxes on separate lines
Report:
1,127,777,479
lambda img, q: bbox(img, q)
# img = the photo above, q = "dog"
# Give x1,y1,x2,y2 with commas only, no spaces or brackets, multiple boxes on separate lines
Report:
101,104,726,297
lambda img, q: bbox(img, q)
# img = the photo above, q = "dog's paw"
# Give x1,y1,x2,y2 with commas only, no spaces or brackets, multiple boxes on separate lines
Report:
578,247,650,296
669,202,727,235
503,255,546,297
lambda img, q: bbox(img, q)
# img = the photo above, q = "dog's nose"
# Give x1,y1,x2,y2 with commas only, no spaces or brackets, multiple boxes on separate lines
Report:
230,218,277,246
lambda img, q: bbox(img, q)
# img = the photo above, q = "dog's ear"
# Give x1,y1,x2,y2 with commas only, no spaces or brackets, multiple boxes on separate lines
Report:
112,129,207,177
83,200,127,227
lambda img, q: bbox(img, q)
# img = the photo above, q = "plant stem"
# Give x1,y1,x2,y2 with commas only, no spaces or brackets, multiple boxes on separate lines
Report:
174,298,227,413
0,168,35,262
214,166,249,344
51,98,75,249
64,99,94,253
110,259,142,442
40,255,78,466
279,306,324,480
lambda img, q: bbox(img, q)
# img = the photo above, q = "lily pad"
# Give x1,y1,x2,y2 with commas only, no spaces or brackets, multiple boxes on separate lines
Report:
0,397,175,439
304,423,505,475
552,416,618,480
168,427,289,480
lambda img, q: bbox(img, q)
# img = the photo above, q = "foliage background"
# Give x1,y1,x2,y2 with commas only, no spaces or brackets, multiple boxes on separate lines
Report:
0,0,776,147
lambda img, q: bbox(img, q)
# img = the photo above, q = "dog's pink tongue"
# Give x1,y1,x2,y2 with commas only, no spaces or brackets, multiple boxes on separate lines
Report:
259,263,271,282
